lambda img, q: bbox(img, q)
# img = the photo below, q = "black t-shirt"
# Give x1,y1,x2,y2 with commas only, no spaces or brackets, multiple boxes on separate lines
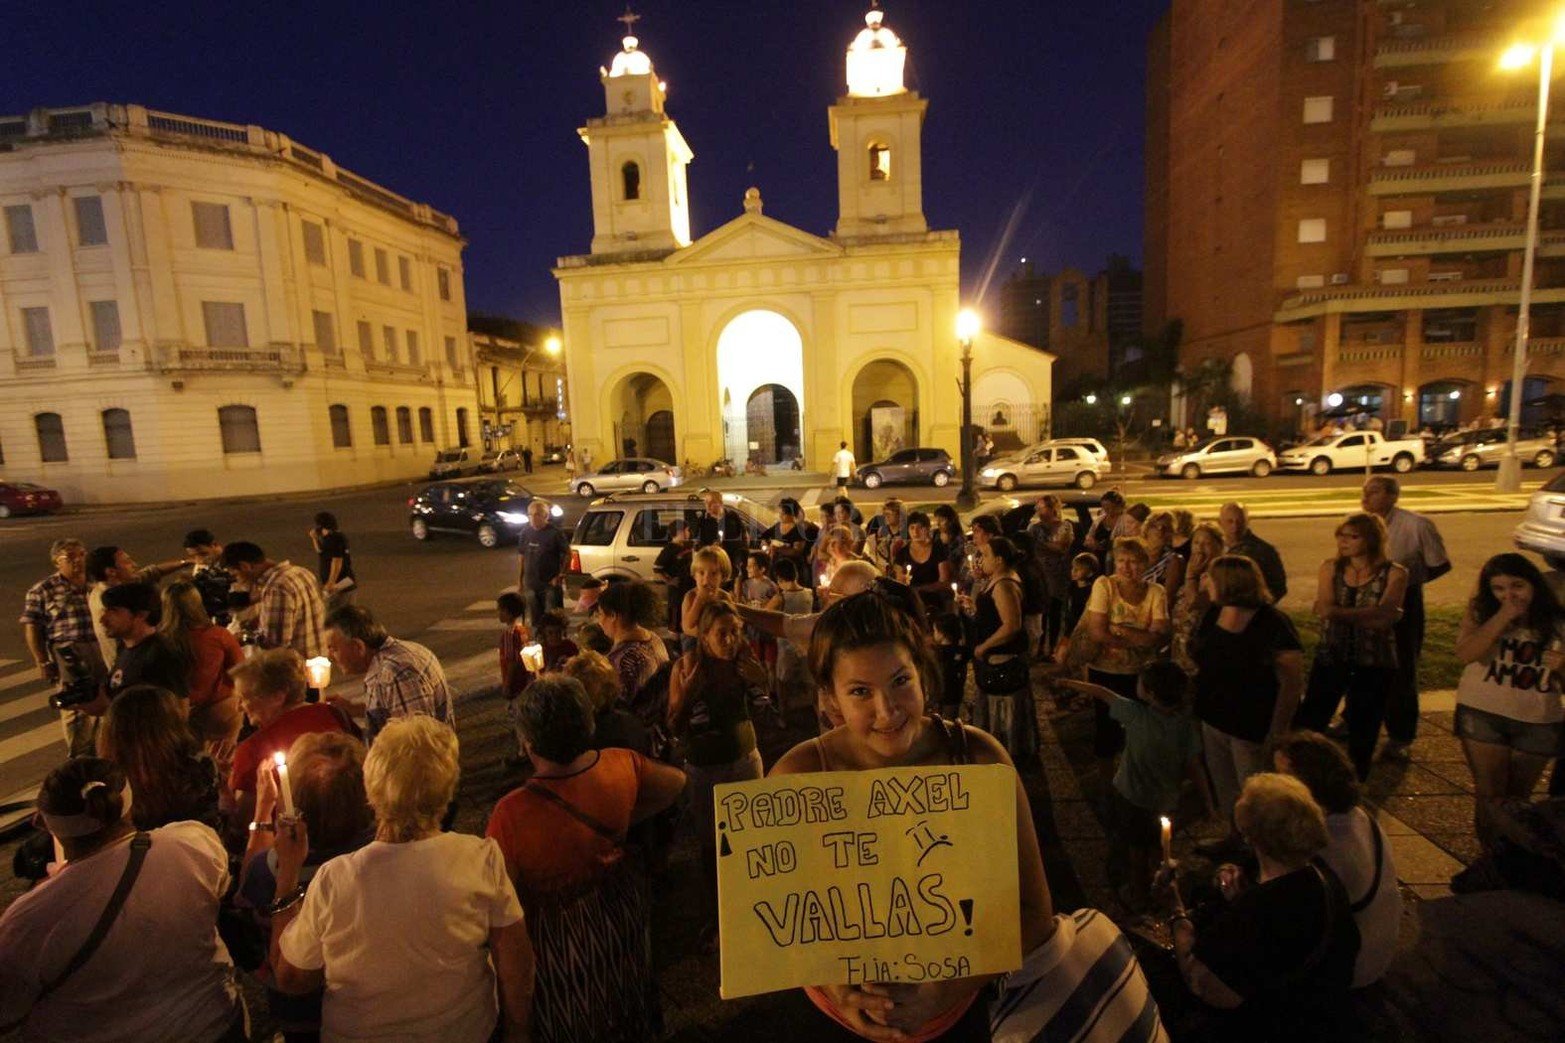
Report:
894,543,945,587
653,541,692,583
108,634,188,699
317,531,355,585
1192,604,1303,742
1193,863,1361,1043
518,523,571,589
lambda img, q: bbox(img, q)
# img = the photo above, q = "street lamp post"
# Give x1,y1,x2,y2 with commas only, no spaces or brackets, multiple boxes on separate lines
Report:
956,308,981,511
1497,36,1556,492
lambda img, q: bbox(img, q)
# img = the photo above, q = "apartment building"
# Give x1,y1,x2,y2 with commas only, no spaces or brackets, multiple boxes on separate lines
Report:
0,102,478,503
997,259,1143,398
1146,0,1565,431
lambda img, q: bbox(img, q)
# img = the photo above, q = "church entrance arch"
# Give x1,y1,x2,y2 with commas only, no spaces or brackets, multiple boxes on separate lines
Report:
716,309,805,465
852,359,919,462
611,372,676,463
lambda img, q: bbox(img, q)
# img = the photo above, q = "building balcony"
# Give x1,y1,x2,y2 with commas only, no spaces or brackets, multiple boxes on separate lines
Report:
1368,160,1532,195
362,358,430,380
1370,98,1560,133
1365,223,1565,257
1276,277,1565,321
1374,33,1494,69
11,352,57,372
147,343,306,374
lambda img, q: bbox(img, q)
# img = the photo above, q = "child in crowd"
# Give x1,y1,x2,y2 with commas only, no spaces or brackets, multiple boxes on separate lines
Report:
535,610,579,672
574,577,604,616
1058,661,1209,912
680,546,733,651
740,554,779,663
767,558,815,715
1064,552,1100,639
931,612,970,722
575,621,613,655
496,592,531,766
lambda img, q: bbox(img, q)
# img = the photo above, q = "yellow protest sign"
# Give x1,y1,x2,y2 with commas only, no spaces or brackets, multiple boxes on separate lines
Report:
714,763,1021,999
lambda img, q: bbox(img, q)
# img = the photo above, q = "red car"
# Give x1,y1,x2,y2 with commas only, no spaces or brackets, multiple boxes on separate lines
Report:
0,481,63,518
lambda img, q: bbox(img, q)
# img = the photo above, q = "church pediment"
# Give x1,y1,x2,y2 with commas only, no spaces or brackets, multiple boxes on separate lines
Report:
666,212,840,267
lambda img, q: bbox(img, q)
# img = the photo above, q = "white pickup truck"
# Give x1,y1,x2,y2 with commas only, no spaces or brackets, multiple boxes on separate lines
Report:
1277,431,1425,476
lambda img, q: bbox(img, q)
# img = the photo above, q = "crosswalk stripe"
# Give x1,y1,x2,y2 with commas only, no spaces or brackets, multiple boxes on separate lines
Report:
0,668,44,694
429,618,498,632
0,720,63,764
0,690,50,726
465,600,497,613
0,658,19,669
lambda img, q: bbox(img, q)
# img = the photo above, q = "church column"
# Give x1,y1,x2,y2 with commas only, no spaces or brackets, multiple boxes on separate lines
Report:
806,290,839,471
678,299,717,464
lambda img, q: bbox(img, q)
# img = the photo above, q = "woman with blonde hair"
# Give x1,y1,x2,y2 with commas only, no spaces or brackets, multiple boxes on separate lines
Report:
160,579,244,750
1084,536,1171,764
269,716,535,1042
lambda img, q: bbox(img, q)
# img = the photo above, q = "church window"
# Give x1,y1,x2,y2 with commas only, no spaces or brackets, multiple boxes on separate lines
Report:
869,143,891,181
622,161,642,201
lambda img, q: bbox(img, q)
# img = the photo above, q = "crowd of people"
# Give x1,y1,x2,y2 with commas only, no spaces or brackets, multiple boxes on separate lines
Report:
5,470,1564,1043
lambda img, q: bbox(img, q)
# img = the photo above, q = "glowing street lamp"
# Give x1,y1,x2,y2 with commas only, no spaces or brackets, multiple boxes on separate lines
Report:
956,308,982,510
1084,393,1099,406
544,335,562,356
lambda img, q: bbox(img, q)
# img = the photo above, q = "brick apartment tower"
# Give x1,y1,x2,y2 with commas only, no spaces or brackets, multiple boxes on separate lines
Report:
1146,0,1565,433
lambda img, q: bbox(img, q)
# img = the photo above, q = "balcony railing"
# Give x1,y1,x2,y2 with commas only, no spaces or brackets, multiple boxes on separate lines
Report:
1371,98,1553,132
1420,342,1482,360
147,344,305,373
363,358,430,380
13,353,56,372
1374,33,1493,68
1369,160,1531,194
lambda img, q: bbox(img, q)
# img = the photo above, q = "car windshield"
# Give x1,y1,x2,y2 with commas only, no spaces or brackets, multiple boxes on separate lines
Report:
500,481,530,498
436,451,463,463
1303,434,1339,447
1189,438,1220,452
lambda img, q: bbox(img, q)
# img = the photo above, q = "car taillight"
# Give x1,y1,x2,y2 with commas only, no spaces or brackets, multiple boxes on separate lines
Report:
407,497,416,507
569,549,582,573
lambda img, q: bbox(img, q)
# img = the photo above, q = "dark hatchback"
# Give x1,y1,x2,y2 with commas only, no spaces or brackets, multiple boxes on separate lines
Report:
0,481,63,518
856,447,956,489
408,478,562,548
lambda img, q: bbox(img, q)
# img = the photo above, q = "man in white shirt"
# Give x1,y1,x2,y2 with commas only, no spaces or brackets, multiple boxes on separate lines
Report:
1362,476,1451,759
832,441,856,489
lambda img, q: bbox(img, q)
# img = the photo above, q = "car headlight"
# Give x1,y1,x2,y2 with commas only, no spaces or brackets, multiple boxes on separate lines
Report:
980,468,998,477
551,505,564,518
497,511,527,524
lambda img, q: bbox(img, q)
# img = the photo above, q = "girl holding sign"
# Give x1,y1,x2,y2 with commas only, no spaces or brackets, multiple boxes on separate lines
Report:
769,592,1057,1041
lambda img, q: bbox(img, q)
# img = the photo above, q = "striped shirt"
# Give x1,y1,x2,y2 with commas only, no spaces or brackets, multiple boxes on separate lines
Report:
362,637,454,740
254,561,326,659
20,572,95,646
990,909,1168,1043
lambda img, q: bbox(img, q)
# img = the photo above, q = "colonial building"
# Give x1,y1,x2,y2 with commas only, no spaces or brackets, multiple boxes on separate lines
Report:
0,102,477,503
471,327,570,456
1146,0,1565,431
554,10,1053,469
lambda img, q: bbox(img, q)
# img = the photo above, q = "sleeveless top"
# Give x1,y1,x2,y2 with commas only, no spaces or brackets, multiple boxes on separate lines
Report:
973,576,1028,657
1144,548,1180,586
1319,560,1399,669
895,541,945,588
680,656,757,766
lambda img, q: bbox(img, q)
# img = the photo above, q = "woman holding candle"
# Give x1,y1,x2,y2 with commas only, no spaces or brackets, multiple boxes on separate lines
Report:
893,510,955,610
268,716,536,1042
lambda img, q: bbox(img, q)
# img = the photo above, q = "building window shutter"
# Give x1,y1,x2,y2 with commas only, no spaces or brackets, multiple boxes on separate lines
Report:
302,221,327,265
21,307,55,356
1298,218,1327,243
1303,96,1333,124
456,407,471,447
357,320,374,358
375,248,390,285
398,255,412,290
371,406,391,445
6,205,38,253
74,196,108,246
445,336,460,369
201,302,249,347
218,405,261,454
437,268,451,301
35,413,68,462
418,407,435,443
1305,36,1336,61
313,310,337,354
329,404,353,448
1300,159,1330,185
396,406,414,444
383,326,398,363
191,202,234,249
406,330,420,365
102,408,136,459
348,239,365,277
89,301,122,352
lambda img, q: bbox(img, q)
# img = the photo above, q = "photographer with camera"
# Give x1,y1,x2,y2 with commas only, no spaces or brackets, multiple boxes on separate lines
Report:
20,539,106,756
184,529,236,626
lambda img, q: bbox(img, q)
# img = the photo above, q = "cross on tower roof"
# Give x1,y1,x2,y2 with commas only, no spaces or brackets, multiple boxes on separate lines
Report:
617,7,640,35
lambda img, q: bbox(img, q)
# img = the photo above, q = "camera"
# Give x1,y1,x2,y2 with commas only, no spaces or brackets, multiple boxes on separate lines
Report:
192,565,235,625
48,645,100,711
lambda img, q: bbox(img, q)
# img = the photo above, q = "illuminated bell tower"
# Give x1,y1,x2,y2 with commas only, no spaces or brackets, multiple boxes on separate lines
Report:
579,16,694,255
829,7,928,239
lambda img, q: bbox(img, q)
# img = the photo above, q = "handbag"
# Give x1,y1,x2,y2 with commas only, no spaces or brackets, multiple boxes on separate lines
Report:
974,654,1029,695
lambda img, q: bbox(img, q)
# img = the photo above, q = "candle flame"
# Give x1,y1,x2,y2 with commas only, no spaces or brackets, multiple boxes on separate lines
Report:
273,751,287,767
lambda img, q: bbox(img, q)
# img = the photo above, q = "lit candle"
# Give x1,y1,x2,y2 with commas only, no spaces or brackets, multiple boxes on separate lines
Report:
950,582,959,596
305,656,332,690
821,569,834,588
520,643,545,673
274,751,295,817
1160,815,1173,865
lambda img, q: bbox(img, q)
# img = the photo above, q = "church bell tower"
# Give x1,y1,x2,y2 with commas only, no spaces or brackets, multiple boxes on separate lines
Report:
828,7,928,239
578,15,694,255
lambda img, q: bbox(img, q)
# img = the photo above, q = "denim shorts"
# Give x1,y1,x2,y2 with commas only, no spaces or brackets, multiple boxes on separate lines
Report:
1454,704,1563,758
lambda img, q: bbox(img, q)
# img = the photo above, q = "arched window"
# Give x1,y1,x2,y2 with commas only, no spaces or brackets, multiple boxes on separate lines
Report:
102,408,136,459
217,405,260,454
622,160,641,201
371,406,391,446
396,406,414,444
329,404,352,448
418,406,435,443
35,412,67,462
868,142,892,181
456,407,471,448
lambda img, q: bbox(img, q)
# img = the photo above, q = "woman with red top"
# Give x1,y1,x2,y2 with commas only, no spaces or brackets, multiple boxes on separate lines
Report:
486,675,686,1043
161,580,244,751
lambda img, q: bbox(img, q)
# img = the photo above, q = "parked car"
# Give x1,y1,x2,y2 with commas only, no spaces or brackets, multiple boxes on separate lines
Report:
1156,436,1277,479
572,457,683,497
1276,430,1424,475
565,491,777,586
408,478,563,548
477,448,523,473
1514,468,1565,559
0,480,63,518
541,445,567,465
856,447,956,489
979,442,1103,491
1049,437,1110,463
1431,428,1558,471
429,447,475,479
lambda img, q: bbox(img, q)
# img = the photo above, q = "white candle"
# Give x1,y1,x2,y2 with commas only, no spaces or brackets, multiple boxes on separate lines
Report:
1160,815,1173,865
274,751,295,817
521,643,545,673
305,656,332,689
950,582,959,595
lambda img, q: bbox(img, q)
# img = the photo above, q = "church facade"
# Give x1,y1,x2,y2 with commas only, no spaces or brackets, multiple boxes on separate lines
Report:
554,10,1053,471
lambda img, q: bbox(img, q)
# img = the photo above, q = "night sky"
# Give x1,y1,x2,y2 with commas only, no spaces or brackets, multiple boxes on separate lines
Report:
11,1,1168,326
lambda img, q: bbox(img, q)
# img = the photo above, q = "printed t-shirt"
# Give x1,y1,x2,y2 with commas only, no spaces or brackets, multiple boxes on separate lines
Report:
1084,577,1168,675
1456,624,1564,724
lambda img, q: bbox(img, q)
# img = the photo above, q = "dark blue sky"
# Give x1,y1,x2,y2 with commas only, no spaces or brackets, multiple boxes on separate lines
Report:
13,1,1168,326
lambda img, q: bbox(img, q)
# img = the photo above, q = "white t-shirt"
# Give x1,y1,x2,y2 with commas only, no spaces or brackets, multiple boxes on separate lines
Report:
280,832,524,1043
1456,624,1564,724
1320,807,1402,988
0,821,240,1043
832,448,856,478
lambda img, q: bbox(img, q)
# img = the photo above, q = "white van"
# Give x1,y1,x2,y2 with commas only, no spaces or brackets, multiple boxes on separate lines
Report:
429,447,473,479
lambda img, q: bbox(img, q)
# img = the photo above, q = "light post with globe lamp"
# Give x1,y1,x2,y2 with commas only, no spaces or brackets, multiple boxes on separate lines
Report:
956,308,982,511
1495,28,1561,491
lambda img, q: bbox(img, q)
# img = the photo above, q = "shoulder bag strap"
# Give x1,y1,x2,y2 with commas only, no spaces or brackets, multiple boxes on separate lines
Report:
524,781,626,848
24,833,152,1015
1349,815,1387,914
1297,862,1343,977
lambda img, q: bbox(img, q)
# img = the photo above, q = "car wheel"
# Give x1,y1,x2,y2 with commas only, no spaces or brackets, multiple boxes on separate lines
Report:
932,470,951,487
1251,459,1273,478
477,523,500,549
996,474,1018,492
411,518,429,541
863,472,883,489
1075,471,1097,490
1460,454,1481,472
641,480,659,493
576,482,595,497
1181,463,1201,480
1535,449,1557,468
1310,457,1332,476
1392,453,1414,474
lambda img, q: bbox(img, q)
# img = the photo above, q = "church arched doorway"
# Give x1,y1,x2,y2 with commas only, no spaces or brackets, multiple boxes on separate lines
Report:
716,310,805,465
611,372,676,463
852,359,919,462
